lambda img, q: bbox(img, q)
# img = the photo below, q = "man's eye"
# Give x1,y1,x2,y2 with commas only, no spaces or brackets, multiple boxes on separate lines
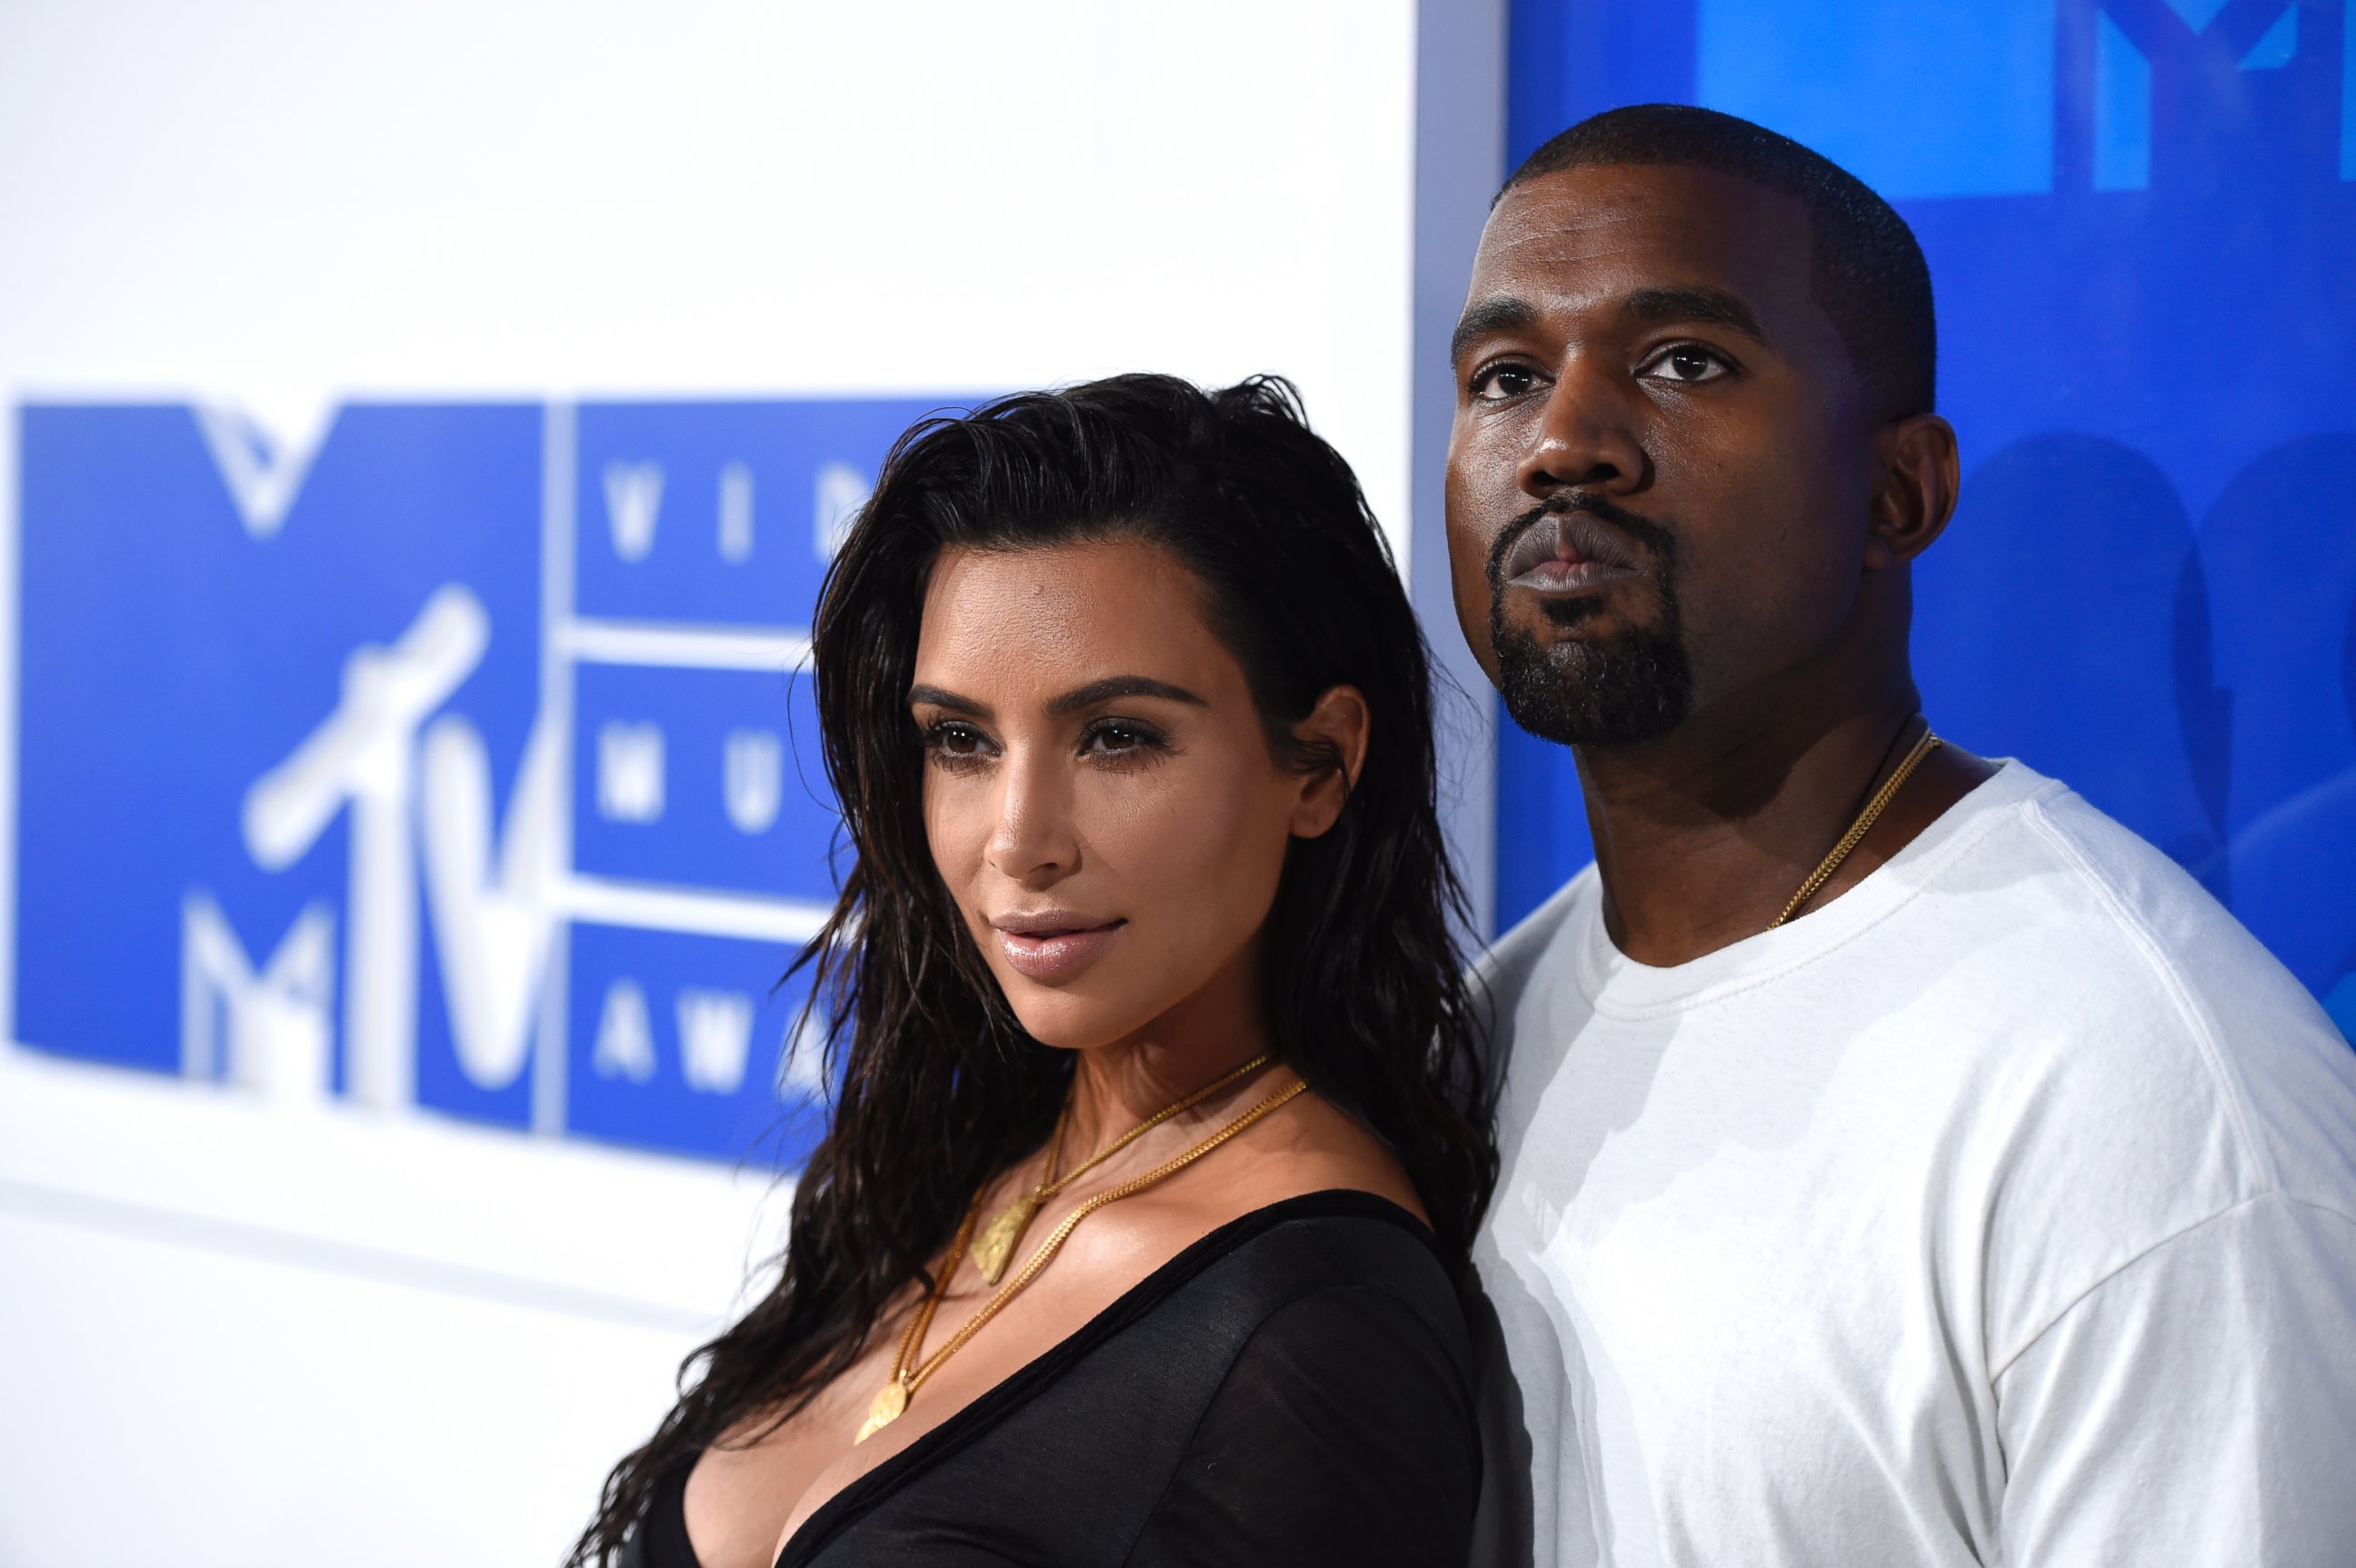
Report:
1647,345,1731,384
1472,365,1539,402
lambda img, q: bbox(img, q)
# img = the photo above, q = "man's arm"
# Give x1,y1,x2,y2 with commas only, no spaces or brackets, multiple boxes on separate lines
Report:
1996,1189,2356,1564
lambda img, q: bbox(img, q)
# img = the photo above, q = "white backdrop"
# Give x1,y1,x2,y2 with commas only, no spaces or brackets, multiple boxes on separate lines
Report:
0,2,1437,1562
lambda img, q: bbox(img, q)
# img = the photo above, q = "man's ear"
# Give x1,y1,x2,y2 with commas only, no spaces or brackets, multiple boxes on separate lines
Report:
1288,684,1371,839
1864,414,1961,571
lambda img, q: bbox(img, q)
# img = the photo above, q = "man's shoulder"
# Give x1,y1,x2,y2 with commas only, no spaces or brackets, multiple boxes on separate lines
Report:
1994,773,2331,1045
1957,769,2356,1212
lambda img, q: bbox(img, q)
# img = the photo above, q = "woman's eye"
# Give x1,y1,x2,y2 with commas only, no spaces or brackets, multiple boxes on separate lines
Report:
923,721,993,767
1081,720,1161,760
1647,345,1731,385
1471,365,1539,402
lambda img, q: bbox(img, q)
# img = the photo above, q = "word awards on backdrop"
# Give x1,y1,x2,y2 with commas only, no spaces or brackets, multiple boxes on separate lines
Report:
15,395,940,1167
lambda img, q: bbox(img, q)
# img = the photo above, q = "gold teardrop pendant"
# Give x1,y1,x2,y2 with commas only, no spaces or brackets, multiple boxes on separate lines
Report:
855,1378,908,1445
970,1193,1037,1285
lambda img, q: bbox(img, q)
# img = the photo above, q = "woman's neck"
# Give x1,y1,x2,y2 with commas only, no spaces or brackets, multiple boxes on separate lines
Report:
1060,952,1274,1155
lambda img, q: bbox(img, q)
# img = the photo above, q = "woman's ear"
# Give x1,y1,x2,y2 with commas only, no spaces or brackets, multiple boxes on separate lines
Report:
1288,684,1371,839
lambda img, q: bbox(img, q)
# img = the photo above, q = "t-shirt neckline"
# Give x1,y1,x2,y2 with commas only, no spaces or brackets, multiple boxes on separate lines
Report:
1571,758,2060,1017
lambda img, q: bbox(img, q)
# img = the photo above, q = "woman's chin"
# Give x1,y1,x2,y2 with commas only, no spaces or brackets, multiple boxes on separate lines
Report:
999,990,1153,1056
1008,1013,1133,1055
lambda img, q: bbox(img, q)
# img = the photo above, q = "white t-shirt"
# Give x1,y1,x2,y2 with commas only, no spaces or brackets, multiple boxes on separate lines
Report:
1471,761,2356,1568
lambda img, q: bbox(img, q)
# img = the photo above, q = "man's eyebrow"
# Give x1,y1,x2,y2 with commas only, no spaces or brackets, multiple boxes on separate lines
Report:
1622,285,1769,345
1047,675,1207,716
1451,295,1541,366
908,683,990,717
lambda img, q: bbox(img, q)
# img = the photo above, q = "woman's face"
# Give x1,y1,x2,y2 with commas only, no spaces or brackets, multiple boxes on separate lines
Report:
911,538,1359,1054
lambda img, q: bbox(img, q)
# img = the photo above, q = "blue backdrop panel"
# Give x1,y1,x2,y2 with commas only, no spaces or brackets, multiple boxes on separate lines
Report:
575,399,939,628
14,394,936,1167
572,663,836,903
1497,0,2356,1037
566,922,831,1169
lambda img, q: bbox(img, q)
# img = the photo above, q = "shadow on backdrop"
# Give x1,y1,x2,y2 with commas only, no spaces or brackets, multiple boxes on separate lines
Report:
1495,0,2356,1040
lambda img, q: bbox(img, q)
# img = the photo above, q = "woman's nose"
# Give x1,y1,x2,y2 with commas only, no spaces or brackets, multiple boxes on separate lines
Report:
983,749,1080,884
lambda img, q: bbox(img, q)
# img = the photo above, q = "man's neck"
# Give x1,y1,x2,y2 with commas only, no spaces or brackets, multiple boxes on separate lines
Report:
1574,671,1994,968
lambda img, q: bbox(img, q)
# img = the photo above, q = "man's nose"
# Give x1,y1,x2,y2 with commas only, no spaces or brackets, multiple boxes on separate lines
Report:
1518,356,1648,499
984,748,1079,885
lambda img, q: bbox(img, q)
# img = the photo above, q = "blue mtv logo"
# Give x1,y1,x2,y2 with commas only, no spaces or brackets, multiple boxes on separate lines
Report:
15,394,941,1166
1692,0,2351,197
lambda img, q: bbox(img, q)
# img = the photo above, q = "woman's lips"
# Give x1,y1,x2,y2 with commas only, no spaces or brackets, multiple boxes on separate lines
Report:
993,920,1126,982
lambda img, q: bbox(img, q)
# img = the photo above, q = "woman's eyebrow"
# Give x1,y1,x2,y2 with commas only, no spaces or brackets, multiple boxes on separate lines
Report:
907,683,990,717
1047,675,1207,716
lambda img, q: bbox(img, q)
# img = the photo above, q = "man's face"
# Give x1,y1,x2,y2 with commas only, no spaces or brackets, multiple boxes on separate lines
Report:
1445,163,1877,747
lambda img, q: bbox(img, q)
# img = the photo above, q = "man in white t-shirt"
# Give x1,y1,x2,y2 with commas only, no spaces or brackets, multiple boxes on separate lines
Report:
1445,105,2356,1566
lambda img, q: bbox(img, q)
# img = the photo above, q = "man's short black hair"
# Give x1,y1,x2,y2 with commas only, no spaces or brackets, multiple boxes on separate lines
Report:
1504,104,1937,421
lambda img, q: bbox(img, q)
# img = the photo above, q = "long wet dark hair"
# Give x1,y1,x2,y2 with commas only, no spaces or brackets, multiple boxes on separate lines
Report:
572,373,1495,1565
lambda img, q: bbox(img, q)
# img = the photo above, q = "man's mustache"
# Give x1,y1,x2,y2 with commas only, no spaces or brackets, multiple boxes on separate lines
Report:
1485,492,1677,594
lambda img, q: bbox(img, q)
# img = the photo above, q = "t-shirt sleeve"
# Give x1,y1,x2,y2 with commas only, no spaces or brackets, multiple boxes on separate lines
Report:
1995,1190,2356,1566
1121,1282,1480,1568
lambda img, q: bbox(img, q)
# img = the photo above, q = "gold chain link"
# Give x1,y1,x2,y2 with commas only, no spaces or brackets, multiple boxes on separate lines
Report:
883,1198,980,1388
902,1076,1309,1401
1771,726,1942,929
1034,1052,1272,1199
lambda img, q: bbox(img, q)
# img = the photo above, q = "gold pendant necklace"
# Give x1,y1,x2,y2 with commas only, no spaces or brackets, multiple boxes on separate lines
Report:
856,1073,1309,1443
968,1053,1271,1284
1769,724,1942,930
967,1199,1037,1291
855,1199,977,1444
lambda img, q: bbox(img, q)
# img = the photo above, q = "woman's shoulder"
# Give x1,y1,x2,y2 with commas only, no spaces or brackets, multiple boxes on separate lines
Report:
1193,1188,1450,1272
1045,1190,1477,1479
1112,1193,1482,1564
1150,1189,1471,1359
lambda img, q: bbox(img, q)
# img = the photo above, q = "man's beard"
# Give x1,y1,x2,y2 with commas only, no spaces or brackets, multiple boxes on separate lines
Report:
1488,498,1695,748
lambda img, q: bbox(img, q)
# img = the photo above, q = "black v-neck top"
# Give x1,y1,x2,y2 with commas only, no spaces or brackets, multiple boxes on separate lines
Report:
625,1191,1479,1568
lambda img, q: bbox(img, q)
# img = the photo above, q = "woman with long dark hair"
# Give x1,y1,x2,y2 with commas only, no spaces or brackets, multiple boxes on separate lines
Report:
575,374,1497,1568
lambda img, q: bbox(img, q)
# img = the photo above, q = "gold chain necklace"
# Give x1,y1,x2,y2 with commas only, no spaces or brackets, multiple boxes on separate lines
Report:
1769,724,1942,929
969,1053,1272,1283
855,1074,1309,1444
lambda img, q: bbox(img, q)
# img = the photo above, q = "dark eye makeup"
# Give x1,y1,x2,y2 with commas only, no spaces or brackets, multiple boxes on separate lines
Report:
919,717,993,772
1078,715,1170,764
913,713,1173,772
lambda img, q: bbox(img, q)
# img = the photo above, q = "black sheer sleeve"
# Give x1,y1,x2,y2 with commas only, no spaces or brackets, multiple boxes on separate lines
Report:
1121,1282,1480,1568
